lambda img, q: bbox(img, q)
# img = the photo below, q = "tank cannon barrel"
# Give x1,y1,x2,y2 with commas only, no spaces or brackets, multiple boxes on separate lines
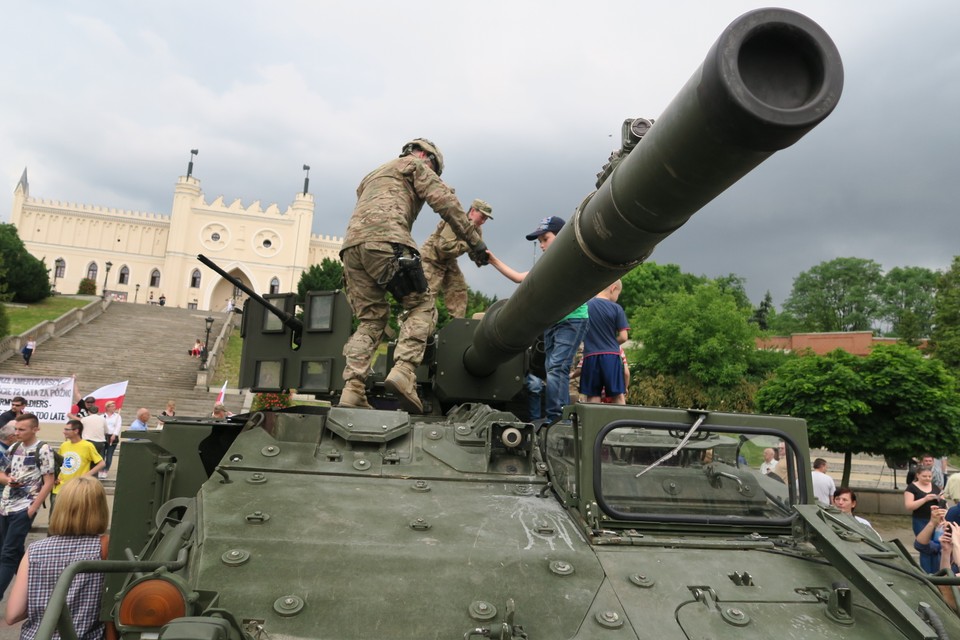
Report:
464,7,843,377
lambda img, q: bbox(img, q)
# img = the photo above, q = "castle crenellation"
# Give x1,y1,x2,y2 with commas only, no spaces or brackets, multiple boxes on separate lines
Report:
12,171,344,311
27,197,170,221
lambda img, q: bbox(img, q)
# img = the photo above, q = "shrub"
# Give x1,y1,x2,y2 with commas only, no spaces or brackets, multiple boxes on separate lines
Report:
78,278,96,295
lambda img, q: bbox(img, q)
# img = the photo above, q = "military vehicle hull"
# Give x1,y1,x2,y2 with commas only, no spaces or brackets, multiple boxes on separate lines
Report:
43,403,959,640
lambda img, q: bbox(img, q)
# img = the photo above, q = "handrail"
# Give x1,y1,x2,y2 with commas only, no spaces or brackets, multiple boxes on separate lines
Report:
0,297,109,362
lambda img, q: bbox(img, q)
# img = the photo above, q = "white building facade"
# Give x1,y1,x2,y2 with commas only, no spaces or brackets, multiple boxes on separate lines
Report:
9,170,342,310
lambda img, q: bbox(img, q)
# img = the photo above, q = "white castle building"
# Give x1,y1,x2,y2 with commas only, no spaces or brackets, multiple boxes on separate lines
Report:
9,169,342,311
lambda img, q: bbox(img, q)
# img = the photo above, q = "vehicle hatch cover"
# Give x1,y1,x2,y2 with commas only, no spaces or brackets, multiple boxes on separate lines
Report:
326,408,411,443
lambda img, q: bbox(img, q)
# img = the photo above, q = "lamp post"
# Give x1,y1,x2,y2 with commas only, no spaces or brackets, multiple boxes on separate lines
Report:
53,258,64,293
201,316,214,369
102,261,113,300
134,284,140,303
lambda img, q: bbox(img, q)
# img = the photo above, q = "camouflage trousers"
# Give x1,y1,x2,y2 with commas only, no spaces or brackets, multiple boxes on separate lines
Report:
340,243,438,383
422,257,468,318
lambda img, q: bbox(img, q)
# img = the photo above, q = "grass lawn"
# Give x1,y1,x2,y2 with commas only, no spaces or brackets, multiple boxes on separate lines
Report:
212,328,242,388
5,296,93,335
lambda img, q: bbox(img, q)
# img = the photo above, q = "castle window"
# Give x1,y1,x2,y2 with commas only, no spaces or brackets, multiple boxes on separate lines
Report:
270,277,280,294
54,258,66,278
263,239,272,249
211,232,221,242
87,263,98,281
118,266,130,285
150,269,161,288
190,269,201,288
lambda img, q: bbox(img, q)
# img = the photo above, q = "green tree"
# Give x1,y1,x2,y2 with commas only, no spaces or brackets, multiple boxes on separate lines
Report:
879,266,937,343
633,283,756,385
751,291,776,330
0,303,10,340
435,287,498,329
928,256,960,370
782,257,883,332
0,224,51,303
297,258,344,300
766,309,805,336
859,344,960,464
756,344,960,485
755,349,869,486
713,273,752,311
619,262,705,315
629,283,760,410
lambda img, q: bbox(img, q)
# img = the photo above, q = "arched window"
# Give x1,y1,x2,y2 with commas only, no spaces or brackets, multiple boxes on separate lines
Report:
190,269,201,288
54,258,66,278
87,263,98,281
150,269,161,288
118,265,130,285
270,277,280,294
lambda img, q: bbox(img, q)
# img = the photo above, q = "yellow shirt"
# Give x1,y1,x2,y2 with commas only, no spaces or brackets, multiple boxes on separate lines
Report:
54,440,103,494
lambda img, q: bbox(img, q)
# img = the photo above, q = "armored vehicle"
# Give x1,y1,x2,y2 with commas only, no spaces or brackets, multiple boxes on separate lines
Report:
36,8,960,640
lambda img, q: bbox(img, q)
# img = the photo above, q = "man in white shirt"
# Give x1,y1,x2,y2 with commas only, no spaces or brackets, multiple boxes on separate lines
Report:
760,448,777,475
812,457,837,506
69,396,107,460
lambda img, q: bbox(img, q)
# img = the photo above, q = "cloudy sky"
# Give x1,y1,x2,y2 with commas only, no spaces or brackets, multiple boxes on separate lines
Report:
2,1,957,308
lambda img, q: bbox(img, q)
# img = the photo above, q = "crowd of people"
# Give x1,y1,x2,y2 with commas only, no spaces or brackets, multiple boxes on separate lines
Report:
0,386,227,636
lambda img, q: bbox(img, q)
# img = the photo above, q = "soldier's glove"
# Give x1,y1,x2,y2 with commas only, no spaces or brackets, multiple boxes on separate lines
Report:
468,241,489,267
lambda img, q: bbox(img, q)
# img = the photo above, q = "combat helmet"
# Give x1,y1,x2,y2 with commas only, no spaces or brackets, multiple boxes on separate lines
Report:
400,138,444,176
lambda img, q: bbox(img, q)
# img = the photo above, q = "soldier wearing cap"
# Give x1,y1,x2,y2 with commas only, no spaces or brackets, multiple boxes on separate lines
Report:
420,199,493,318
338,139,489,413
488,216,589,422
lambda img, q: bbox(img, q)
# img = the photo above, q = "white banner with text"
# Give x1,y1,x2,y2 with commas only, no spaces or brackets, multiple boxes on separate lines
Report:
0,375,74,423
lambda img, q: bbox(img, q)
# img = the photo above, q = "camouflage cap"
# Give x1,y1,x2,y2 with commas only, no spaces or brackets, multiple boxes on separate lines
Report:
470,199,493,219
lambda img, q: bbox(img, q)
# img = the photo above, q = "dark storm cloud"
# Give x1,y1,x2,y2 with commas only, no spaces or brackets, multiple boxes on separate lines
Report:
2,1,957,310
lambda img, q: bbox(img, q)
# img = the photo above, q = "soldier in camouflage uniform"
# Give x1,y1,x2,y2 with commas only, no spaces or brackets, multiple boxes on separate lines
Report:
338,139,488,413
420,199,493,318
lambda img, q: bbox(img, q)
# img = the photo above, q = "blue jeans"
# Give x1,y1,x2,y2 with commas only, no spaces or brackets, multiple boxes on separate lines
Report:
525,374,545,421
544,318,587,422
104,437,118,471
0,509,35,597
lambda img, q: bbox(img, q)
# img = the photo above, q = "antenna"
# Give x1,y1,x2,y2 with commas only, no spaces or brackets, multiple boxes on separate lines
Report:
302,164,311,195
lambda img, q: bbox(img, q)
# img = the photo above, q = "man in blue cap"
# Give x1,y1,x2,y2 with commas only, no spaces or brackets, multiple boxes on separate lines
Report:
488,216,588,422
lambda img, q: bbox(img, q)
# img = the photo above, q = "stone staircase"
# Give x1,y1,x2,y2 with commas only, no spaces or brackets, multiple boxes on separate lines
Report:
0,302,244,421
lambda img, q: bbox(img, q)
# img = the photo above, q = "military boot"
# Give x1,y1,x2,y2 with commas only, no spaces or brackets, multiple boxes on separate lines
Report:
338,379,372,409
385,362,422,413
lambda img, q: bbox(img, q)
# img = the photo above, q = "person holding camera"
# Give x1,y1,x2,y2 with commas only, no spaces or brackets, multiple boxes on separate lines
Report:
905,465,944,535
915,503,950,574
338,139,487,413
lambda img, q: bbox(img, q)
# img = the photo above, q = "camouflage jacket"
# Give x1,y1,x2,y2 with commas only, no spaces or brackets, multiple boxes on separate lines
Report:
420,219,483,264
342,155,481,252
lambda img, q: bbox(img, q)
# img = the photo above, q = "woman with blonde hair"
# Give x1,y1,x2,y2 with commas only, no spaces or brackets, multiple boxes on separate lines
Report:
156,399,176,430
102,401,122,479
5,476,109,639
